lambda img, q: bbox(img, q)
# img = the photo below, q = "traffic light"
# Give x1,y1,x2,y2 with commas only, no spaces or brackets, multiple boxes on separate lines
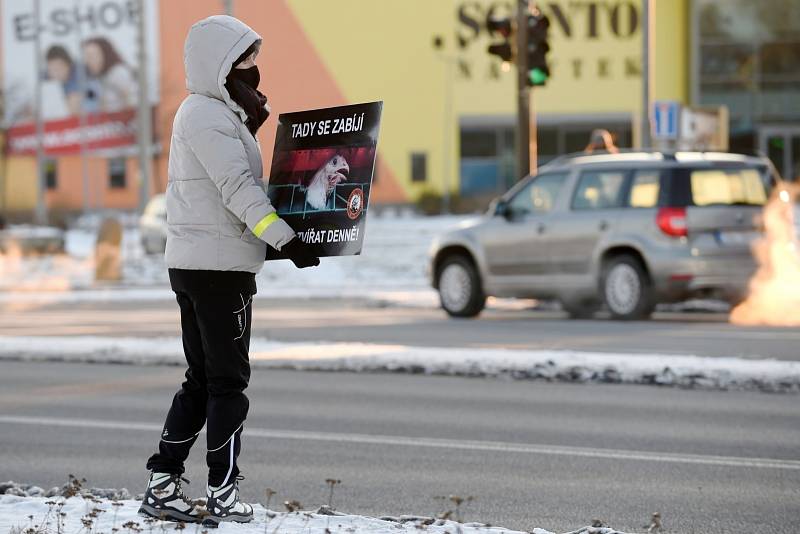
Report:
486,15,513,63
526,13,550,86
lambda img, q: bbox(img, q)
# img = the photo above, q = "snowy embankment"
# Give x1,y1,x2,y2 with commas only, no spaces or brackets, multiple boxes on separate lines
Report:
1,335,797,392
0,487,632,534
0,214,466,303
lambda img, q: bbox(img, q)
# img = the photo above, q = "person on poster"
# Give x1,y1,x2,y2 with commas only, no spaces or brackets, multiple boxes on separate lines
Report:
82,36,136,112
43,45,82,116
138,15,319,526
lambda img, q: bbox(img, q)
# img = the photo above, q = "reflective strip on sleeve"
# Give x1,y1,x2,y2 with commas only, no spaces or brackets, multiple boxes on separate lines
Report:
253,213,280,238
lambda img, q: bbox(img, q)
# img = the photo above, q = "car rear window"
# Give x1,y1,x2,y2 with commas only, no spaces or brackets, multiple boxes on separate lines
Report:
691,168,768,206
667,165,770,207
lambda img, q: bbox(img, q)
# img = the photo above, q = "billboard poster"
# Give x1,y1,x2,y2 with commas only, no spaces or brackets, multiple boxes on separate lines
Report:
266,101,383,259
1,0,159,156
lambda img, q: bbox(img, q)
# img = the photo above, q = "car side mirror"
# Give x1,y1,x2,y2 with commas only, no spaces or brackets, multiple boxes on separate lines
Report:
491,198,511,219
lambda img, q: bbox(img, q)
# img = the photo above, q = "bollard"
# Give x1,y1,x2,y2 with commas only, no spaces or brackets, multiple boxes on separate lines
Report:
95,218,122,282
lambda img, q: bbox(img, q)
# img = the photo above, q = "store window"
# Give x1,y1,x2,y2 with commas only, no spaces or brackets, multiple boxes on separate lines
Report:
109,158,126,189
694,0,800,124
537,122,632,165
459,126,516,197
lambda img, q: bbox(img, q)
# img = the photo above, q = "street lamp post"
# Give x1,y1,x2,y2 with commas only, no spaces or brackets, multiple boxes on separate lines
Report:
136,0,152,213
33,0,47,225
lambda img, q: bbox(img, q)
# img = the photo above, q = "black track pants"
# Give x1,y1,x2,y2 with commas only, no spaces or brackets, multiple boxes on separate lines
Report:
146,289,253,487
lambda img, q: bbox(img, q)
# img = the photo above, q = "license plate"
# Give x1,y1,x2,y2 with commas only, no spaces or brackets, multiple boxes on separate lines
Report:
716,230,761,246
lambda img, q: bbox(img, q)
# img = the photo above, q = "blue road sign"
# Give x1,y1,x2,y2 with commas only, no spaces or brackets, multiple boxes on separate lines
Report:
652,101,680,140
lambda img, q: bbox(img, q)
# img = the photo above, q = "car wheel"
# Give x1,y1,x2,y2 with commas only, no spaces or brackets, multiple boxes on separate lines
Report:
437,255,486,318
561,298,600,319
601,255,654,320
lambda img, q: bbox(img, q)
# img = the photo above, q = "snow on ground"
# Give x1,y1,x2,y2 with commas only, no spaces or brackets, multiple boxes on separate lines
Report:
0,214,469,303
0,492,631,534
1,335,797,392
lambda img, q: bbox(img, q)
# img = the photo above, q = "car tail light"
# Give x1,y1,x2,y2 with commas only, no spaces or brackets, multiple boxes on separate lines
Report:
656,207,688,237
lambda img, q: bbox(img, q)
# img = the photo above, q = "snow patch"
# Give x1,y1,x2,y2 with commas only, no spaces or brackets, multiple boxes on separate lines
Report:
0,215,469,294
0,494,632,534
1,335,797,392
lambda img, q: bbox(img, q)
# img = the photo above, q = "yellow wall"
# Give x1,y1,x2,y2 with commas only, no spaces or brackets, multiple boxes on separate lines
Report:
654,0,689,102
291,0,689,198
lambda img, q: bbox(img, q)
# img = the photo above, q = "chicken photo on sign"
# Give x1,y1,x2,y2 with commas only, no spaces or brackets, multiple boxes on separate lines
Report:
305,154,350,210
265,101,383,260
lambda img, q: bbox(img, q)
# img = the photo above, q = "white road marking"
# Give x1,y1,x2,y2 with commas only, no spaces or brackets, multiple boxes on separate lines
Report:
1,414,798,471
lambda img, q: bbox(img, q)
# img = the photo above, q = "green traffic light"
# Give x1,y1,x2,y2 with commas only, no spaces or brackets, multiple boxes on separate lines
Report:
528,68,548,85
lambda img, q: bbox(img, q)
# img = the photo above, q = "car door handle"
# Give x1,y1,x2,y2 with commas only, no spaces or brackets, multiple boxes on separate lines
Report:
598,221,609,231
536,223,546,234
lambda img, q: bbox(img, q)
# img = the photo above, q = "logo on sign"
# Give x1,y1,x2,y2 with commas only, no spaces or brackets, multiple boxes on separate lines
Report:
346,188,364,220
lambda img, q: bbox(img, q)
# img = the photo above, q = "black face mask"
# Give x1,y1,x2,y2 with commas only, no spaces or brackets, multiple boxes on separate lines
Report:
230,64,260,89
225,65,269,136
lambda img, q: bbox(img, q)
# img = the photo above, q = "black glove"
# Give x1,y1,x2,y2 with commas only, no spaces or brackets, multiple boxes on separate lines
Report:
281,237,320,268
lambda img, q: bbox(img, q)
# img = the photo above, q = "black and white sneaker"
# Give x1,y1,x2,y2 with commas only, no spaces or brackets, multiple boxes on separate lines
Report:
138,472,200,523
202,475,253,527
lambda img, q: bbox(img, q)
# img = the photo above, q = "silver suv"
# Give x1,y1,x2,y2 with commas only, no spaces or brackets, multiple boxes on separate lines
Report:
429,151,773,320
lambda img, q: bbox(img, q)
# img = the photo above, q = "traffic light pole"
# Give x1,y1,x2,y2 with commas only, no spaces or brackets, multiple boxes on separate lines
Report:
529,87,537,174
515,0,530,179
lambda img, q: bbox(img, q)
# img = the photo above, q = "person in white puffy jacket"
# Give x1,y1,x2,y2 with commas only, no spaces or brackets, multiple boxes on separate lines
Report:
138,15,318,527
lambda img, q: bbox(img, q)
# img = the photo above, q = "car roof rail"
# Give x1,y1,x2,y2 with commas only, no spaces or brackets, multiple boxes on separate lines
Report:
542,148,674,168
540,148,768,170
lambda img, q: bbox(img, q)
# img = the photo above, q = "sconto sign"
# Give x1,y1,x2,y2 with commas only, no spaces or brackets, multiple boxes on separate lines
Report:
453,1,641,83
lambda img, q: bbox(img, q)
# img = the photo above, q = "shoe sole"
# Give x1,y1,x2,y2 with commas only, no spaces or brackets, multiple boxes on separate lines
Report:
138,504,199,523
201,514,254,528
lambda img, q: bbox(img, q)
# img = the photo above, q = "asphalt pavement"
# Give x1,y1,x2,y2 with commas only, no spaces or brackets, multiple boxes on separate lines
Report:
1,296,799,360
1,359,799,533
1,296,799,532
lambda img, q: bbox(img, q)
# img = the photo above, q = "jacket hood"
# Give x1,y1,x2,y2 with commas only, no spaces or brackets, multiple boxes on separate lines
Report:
184,15,260,122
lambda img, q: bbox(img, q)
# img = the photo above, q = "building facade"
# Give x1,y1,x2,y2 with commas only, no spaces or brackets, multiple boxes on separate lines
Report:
1,0,797,222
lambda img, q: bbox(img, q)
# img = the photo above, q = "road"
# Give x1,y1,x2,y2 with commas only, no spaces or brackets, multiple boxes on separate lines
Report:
0,296,799,359
0,359,798,533
1,296,799,532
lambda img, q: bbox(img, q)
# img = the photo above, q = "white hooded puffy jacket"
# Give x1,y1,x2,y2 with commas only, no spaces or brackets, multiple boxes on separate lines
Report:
165,15,295,273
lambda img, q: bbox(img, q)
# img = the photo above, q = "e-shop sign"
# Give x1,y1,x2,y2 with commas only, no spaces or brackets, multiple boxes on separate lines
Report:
266,101,383,260
1,0,159,156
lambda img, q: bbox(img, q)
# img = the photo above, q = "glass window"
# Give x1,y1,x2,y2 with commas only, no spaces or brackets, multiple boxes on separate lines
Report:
629,170,661,208
537,127,558,158
410,152,427,182
695,0,800,125
690,168,768,206
460,130,497,158
44,160,57,190
571,170,627,210
508,173,567,215
109,158,127,189
565,129,594,153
